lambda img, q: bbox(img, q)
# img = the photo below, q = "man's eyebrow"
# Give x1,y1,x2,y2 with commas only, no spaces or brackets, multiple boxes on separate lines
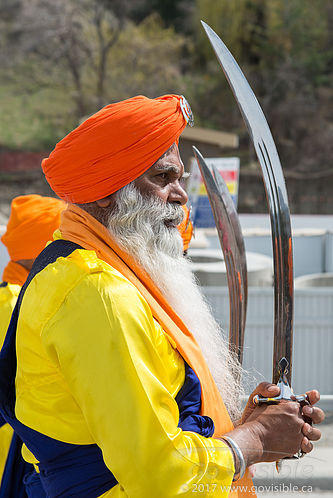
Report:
155,163,181,174
155,163,190,179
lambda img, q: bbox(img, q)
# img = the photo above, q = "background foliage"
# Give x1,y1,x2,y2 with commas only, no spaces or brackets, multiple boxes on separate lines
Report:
0,0,332,211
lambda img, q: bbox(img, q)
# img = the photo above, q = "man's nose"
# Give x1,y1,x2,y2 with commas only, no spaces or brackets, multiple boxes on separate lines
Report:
168,182,188,205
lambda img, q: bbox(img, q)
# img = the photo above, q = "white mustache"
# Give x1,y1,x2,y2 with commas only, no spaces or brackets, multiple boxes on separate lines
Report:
107,183,184,260
161,204,184,227
111,184,184,233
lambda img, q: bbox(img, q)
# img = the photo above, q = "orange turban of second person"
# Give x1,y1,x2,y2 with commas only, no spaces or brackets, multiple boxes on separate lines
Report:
42,94,193,203
178,205,194,253
1,195,65,262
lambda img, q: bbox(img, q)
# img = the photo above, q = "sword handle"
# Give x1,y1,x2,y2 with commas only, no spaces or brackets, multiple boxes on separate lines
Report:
252,393,308,405
253,395,280,405
252,358,312,471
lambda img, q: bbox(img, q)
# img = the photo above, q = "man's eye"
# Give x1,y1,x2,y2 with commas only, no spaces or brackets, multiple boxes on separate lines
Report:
158,173,168,180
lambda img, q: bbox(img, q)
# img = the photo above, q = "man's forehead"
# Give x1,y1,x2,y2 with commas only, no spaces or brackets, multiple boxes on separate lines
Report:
136,142,184,179
156,143,177,162
153,144,183,173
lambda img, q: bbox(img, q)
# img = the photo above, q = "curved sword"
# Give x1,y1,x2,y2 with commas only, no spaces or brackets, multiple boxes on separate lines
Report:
192,146,247,368
201,20,293,386
212,163,248,346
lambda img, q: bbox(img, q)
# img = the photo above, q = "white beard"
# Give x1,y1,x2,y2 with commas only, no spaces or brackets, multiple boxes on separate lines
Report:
107,183,244,421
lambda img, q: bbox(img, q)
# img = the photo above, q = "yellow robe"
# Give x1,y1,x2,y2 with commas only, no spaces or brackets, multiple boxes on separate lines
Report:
16,249,237,497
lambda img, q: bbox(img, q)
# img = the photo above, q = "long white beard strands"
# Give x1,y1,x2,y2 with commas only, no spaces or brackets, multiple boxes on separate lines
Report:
107,183,244,421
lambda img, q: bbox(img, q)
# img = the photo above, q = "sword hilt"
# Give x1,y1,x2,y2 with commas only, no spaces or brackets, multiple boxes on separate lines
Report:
252,357,312,471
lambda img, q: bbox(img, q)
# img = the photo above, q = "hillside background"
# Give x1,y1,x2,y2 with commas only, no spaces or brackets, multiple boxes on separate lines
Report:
0,0,332,219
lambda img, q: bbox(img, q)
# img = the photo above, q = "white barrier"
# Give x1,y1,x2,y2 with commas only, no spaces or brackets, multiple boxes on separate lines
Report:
202,286,333,410
203,227,333,278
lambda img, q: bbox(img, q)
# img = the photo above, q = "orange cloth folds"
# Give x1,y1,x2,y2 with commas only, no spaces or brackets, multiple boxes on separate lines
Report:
178,205,193,252
59,204,255,496
2,261,29,287
42,95,189,204
1,195,65,262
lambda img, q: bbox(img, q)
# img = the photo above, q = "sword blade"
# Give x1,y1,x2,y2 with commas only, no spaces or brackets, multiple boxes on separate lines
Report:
201,21,294,384
192,146,247,367
212,163,248,342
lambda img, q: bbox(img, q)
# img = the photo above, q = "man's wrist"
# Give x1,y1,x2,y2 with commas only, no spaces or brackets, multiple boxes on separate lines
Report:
220,435,246,481
220,421,265,468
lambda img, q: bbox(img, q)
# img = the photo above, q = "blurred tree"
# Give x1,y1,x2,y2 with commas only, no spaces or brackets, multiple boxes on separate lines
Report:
0,0,130,116
266,0,331,85
129,0,195,33
0,0,331,184
103,14,187,100
195,0,331,81
193,0,332,173
195,0,268,64
0,0,188,148
259,0,332,173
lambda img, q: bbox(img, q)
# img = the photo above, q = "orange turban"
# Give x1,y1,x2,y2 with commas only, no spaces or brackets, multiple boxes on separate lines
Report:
177,205,193,252
1,195,65,261
42,94,193,203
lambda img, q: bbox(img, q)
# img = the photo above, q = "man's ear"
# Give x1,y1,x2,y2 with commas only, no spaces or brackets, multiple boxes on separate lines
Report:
96,195,114,208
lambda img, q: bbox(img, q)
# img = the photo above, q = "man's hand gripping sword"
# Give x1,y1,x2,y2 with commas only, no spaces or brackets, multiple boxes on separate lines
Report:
200,21,312,470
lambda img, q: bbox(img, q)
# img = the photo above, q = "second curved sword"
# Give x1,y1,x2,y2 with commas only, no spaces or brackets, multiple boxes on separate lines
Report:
193,147,248,369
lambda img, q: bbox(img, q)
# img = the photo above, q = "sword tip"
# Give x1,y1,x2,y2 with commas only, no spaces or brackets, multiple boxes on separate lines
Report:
200,20,215,38
192,145,200,158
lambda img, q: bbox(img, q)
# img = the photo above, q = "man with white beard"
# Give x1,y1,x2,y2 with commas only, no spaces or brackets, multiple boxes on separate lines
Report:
105,180,243,422
0,95,324,498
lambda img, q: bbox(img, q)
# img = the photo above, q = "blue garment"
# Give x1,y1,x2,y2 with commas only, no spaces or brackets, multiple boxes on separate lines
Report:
24,471,47,498
176,362,215,437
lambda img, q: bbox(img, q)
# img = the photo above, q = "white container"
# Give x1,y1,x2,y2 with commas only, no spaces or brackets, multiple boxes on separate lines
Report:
295,273,333,288
188,249,273,287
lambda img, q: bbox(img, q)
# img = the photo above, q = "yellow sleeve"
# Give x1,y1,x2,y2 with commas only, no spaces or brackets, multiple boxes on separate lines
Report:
0,424,13,479
41,271,235,497
0,284,20,348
